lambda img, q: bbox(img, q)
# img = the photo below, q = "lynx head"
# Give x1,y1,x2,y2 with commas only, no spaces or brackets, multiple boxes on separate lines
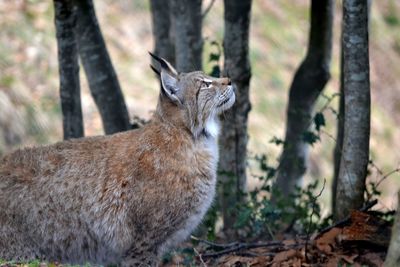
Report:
150,53,235,139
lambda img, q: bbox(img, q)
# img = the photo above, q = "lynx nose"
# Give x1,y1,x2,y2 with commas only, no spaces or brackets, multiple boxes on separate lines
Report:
220,78,231,86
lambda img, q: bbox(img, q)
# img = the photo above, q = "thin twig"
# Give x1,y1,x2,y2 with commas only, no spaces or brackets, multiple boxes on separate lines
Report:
201,241,287,258
237,251,276,257
369,160,384,176
193,247,207,267
319,93,340,113
191,235,239,248
305,178,326,262
320,129,337,142
202,0,216,19
375,167,400,188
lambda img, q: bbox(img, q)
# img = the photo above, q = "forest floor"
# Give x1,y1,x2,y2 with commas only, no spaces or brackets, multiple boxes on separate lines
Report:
159,202,391,267
1,0,400,211
0,207,391,267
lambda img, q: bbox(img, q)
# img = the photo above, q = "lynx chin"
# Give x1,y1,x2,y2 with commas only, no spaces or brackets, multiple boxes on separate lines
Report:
0,53,235,266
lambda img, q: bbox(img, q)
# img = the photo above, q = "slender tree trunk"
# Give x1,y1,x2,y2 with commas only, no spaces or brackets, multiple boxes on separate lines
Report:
333,0,371,213
170,0,202,72
384,192,400,267
332,72,344,212
54,0,84,140
333,20,345,213
219,0,252,237
274,0,334,197
74,0,130,134
150,0,175,65
334,0,370,220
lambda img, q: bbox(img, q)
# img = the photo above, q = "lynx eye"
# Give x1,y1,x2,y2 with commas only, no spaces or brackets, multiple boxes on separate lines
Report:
201,79,212,88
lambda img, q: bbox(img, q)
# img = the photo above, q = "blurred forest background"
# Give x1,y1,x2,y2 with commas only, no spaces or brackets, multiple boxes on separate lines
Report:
1,0,399,211
2,0,400,265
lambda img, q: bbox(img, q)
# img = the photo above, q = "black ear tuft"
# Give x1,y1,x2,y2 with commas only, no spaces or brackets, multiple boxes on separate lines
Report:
148,51,169,70
149,64,160,76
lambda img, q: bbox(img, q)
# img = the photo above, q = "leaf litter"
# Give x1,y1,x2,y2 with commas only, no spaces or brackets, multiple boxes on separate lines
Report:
162,208,392,267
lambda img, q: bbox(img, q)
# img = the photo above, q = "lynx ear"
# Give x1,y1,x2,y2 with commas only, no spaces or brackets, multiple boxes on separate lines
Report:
149,64,160,76
149,52,181,104
148,52,178,76
161,71,179,96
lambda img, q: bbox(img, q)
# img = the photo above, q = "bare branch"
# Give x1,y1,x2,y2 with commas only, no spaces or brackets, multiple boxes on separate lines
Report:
201,240,301,258
376,167,400,188
191,235,239,248
193,247,207,267
305,178,326,262
202,0,216,19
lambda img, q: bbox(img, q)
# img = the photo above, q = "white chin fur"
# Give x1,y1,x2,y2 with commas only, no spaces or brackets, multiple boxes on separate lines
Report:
205,118,220,138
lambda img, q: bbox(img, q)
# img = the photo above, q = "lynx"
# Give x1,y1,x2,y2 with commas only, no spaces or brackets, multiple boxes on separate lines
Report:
0,53,235,266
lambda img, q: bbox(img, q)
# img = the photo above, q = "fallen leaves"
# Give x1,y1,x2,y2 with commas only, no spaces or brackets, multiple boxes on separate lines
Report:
315,227,342,254
176,210,391,267
339,210,391,247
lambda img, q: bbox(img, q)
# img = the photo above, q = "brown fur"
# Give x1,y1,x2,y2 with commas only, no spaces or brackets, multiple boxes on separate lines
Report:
0,56,235,266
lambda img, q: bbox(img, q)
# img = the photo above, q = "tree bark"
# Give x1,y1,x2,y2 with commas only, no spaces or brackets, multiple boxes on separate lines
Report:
384,192,400,267
333,0,371,213
74,0,130,134
150,0,175,65
170,0,202,72
334,0,370,220
332,75,344,212
54,0,84,140
274,0,334,197
218,0,252,236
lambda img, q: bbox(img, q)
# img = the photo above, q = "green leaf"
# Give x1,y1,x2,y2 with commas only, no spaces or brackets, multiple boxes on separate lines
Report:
269,136,284,146
210,40,219,46
209,53,220,62
209,65,220,77
302,131,320,145
314,112,326,131
234,208,252,228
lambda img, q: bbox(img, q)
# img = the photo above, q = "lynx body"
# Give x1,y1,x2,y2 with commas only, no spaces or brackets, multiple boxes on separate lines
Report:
0,55,235,266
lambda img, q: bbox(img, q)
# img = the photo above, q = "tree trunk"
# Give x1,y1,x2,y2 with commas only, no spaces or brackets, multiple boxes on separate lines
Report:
150,0,175,65
54,0,84,140
384,192,400,267
274,0,334,197
74,0,130,134
332,74,344,212
218,0,252,237
333,20,345,212
170,0,202,72
333,0,371,213
334,0,370,220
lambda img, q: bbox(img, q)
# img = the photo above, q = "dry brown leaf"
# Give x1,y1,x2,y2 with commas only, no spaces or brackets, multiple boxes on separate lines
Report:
249,256,270,266
250,247,272,255
339,254,358,264
291,257,302,267
315,227,342,254
282,239,296,247
325,255,340,267
339,210,391,247
218,255,252,266
271,249,298,264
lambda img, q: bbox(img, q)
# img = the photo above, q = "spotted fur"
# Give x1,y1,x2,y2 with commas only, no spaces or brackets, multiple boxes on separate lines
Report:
0,55,235,266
